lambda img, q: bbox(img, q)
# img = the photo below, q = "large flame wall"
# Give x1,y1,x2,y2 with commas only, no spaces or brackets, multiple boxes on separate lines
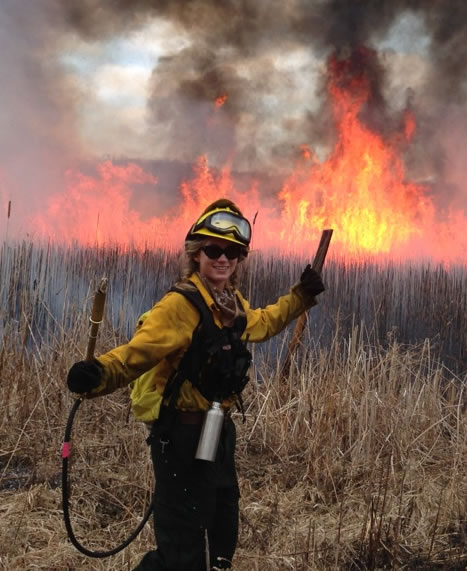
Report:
19,53,466,264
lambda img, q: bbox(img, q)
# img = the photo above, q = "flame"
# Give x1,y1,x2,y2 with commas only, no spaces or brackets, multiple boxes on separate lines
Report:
215,94,228,108
9,50,467,263
29,162,162,247
299,144,313,161
403,109,416,141
276,52,459,260
29,157,264,250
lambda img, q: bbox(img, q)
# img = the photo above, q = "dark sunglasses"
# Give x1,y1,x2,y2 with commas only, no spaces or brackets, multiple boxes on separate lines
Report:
201,244,246,260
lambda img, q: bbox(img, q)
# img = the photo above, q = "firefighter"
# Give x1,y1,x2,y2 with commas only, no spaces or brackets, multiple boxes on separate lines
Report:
67,198,325,570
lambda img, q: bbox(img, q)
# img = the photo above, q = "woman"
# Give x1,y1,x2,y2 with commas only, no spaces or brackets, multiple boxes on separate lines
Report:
67,198,325,570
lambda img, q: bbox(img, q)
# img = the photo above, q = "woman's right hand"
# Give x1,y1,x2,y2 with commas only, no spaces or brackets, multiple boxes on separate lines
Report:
67,360,103,393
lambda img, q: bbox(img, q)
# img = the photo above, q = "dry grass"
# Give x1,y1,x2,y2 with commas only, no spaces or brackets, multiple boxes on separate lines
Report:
236,331,466,569
0,242,466,570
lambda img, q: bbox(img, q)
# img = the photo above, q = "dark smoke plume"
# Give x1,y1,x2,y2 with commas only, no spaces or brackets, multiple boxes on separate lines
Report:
59,1,467,106
60,1,467,208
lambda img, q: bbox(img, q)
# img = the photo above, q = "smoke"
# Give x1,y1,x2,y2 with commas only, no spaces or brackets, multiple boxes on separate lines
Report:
0,1,83,234
61,2,467,174
1,0,467,237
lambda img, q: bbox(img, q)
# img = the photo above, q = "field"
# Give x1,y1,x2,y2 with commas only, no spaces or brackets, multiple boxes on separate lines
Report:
0,241,465,570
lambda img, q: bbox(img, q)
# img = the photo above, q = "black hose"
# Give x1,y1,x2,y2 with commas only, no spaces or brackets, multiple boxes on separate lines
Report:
61,398,153,558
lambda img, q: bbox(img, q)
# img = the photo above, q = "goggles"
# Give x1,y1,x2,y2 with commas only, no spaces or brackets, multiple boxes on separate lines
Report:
201,244,246,260
191,210,251,246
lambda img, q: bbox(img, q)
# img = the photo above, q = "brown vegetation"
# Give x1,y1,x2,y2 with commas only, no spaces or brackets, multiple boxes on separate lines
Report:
0,242,465,569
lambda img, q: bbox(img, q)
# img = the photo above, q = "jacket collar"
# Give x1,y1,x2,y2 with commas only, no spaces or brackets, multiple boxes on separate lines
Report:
188,273,242,328
188,272,218,312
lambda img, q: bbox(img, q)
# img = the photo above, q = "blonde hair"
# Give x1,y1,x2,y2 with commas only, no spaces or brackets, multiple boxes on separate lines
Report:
180,238,206,281
179,237,246,289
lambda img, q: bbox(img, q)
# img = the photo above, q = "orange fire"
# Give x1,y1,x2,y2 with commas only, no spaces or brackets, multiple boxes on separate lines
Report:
277,52,438,257
30,162,160,248
21,52,467,263
215,94,228,108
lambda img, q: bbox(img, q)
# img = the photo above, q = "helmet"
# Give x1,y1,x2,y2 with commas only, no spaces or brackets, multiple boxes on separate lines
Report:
186,207,251,247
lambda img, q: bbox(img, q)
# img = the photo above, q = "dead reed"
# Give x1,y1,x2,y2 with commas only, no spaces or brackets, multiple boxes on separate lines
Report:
235,329,466,569
0,241,465,569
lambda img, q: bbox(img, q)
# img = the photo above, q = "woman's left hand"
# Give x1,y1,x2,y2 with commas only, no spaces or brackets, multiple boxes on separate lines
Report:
299,265,325,297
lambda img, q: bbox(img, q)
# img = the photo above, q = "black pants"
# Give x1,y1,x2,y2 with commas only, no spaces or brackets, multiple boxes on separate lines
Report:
133,410,239,571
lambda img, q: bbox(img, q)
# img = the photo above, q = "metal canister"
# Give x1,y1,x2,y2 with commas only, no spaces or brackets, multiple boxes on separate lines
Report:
195,401,224,462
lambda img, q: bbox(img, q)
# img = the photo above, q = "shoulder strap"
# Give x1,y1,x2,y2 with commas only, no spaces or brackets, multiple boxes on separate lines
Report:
161,284,216,407
169,284,213,327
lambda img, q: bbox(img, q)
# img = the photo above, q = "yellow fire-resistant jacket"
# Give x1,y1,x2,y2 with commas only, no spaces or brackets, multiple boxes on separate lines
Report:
93,273,316,422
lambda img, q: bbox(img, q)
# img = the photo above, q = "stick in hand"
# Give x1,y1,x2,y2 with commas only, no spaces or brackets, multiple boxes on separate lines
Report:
85,277,108,362
281,230,333,378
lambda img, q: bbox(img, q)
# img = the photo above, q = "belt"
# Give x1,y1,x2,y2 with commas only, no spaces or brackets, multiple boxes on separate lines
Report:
176,410,205,425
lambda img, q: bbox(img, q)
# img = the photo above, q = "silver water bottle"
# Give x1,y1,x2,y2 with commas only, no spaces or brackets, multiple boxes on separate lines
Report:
195,401,224,462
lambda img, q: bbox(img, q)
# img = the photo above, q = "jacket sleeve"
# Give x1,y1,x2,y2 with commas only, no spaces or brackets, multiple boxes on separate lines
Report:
90,292,199,397
238,284,317,343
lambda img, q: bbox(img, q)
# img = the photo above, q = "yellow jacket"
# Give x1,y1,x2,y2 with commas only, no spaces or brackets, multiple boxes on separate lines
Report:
93,273,316,422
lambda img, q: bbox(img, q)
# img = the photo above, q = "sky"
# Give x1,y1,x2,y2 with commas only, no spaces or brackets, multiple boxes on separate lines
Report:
63,11,431,161
0,0,466,253
35,7,432,163
60,19,191,160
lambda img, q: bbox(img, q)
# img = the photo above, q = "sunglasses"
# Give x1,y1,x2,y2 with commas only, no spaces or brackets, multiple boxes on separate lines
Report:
201,244,246,260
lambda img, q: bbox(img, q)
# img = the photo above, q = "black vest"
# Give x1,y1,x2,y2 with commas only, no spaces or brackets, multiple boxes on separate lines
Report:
165,284,251,404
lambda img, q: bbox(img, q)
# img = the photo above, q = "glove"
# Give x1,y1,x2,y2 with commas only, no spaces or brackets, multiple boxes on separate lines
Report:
67,359,103,394
299,264,325,297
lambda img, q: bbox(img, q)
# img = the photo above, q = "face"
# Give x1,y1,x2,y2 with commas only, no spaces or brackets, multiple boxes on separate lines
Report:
194,237,240,290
